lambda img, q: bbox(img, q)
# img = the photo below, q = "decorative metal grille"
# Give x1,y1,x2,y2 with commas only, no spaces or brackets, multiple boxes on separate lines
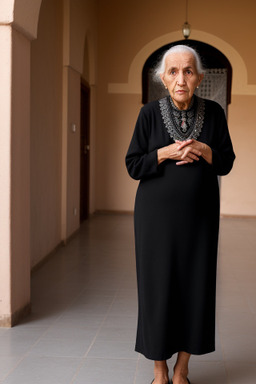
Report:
195,69,227,114
148,68,169,102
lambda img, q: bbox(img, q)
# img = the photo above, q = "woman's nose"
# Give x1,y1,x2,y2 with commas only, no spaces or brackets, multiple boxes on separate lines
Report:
177,72,186,86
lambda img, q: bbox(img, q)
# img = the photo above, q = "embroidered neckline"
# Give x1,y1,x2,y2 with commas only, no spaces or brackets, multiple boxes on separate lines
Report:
159,95,205,141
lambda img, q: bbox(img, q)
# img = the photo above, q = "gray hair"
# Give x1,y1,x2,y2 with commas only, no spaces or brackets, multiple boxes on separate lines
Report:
154,45,205,80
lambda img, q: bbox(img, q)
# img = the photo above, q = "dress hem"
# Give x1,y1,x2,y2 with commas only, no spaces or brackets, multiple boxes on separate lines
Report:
135,346,216,361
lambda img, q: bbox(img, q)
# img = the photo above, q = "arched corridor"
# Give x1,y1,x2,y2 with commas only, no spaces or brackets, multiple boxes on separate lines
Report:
0,214,256,383
0,1,256,382
1,0,256,326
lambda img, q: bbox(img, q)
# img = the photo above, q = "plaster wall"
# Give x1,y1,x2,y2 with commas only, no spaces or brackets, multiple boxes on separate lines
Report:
221,95,256,215
0,0,15,22
11,28,31,314
62,0,98,239
0,25,31,325
0,26,12,319
96,0,256,216
0,0,42,40
30,0,63,267
31,0,98,266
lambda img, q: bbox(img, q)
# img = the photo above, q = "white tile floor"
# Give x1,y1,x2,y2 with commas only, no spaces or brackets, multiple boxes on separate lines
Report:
0,214,256,383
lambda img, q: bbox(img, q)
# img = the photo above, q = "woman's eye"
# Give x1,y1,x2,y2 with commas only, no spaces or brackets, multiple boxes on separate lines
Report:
186,70,192,75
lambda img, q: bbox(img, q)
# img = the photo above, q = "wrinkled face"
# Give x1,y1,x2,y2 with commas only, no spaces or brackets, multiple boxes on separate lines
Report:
160,51,204,110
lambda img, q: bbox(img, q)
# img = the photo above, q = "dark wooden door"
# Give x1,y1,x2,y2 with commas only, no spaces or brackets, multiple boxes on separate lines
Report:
80,82,90,221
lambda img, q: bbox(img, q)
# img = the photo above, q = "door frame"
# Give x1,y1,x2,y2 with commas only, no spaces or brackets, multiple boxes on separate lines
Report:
80,80,90,221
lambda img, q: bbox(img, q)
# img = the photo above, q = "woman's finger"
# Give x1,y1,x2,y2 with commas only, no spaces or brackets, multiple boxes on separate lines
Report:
177,139,193,150
190,152,201,160
176,160,189,165
181,147,197,158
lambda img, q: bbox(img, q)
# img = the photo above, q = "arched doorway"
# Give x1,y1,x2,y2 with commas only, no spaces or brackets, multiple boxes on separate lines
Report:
142,40,232,114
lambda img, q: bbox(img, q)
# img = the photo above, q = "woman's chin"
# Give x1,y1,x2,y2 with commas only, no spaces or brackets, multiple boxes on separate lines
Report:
172,96,192,110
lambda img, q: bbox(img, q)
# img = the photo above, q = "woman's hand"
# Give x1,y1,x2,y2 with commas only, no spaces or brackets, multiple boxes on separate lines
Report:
157,140,201,165
157,139,212,166
176,139,212,165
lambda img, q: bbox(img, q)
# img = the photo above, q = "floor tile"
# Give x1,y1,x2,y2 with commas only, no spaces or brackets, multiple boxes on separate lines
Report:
28,333,95,358
217,309,256,335
56,313,104,329
220,333,256,363
95,325,135,342
0,328,47,357
0,215,255,384
1,356,82,384
108,296,138,316
188,361,228,384
0,328,9,336
225,362,256,384
102,314,137,329
0,356,22,381
72,358,137,384
87,340,137,359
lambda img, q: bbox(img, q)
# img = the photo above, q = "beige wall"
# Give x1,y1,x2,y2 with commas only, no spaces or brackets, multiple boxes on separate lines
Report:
29,0,256,268
62,0,98,239
30,0,63,267
1,0,255,324
0,25,12,323
96,0,256,216
222,95,256,215
11,28,31,318
0,21,33,325
31,0,98,267
0,0,42,327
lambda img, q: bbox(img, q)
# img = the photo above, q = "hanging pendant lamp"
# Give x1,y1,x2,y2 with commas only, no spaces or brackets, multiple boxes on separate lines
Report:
182,0,191,39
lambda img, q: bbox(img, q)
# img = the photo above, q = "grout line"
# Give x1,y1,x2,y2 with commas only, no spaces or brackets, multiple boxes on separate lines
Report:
133,353,141,384
69,289,120,383
2,215,256,384
0,285,92,382
69,278,138,383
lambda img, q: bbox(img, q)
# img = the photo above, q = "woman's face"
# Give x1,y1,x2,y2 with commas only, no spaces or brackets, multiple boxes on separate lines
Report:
160,51,204,110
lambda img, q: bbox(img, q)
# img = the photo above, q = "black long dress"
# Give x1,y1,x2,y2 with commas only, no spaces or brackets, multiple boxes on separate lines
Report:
125,95,235,361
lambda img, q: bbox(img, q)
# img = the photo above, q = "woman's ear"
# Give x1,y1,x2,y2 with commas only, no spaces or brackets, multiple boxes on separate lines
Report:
160,74,167,89
198,74,204,87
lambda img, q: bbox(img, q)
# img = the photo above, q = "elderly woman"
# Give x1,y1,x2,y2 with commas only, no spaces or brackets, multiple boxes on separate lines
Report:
125,45,235,384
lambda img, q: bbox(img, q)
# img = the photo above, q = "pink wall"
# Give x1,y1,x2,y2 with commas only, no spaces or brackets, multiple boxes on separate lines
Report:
96,0,256,216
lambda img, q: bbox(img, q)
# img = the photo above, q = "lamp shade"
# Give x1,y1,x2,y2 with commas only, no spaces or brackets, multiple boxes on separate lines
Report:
182,21,191,39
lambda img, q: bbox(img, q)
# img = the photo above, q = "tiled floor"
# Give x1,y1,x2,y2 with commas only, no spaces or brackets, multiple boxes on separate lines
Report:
0,214,256,383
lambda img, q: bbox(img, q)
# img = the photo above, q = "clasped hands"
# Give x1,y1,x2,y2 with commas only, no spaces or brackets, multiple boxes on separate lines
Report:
175,139,204,165
157,139,212,166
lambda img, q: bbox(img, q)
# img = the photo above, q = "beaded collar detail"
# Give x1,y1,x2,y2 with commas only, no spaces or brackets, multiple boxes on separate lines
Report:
159,95,205,141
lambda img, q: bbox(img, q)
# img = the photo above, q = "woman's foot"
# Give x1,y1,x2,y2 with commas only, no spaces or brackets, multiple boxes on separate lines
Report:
171,376,189,384
153,360,169,384
152,374,170,384
172,351,190,384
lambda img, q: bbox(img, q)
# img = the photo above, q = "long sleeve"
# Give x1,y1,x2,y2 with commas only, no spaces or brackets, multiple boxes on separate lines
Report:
125,106,159,180
211,105,236,176
126,99,235,179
